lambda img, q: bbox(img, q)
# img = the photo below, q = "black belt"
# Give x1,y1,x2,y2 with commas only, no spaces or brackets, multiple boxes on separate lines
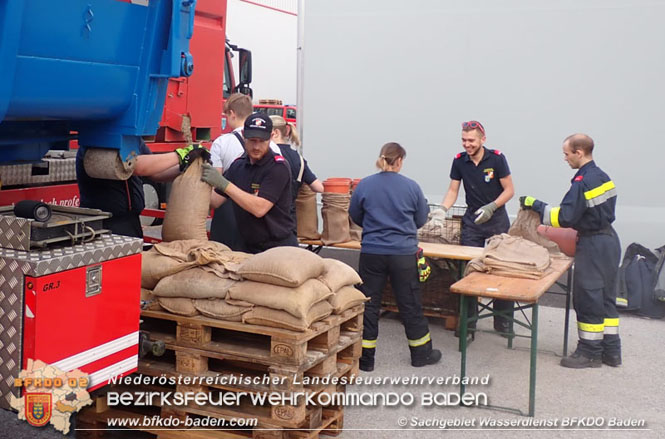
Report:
577,226,614,237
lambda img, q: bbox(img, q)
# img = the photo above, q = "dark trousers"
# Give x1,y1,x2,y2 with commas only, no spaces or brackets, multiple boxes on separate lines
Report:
460,211,514,328
104,214,143,238
245,233,299,254
210,201,247,252
359,253,432,361
574,229,621,357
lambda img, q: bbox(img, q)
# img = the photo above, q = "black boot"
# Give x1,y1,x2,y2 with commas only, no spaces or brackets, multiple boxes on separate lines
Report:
602,352,622,367
412,349,442,367
560,350,602,369
360,347,375,372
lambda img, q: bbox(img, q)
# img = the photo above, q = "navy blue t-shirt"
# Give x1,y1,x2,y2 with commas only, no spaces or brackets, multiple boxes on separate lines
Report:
76,141,152,217
349,172,428,255
450,146,510,218
277,143,317,219
222,150,295,247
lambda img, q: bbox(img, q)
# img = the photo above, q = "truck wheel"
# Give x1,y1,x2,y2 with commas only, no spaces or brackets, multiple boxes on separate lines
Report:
141,180,163,226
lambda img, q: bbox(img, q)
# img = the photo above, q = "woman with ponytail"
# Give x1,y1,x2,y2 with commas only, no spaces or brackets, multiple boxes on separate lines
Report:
349,142,442,371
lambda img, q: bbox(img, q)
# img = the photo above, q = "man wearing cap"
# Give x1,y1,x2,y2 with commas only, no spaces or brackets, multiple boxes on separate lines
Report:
201,112,297,253
441,120,515,336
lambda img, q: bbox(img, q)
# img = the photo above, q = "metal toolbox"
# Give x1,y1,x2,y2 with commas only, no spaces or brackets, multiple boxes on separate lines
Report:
0,205,111,251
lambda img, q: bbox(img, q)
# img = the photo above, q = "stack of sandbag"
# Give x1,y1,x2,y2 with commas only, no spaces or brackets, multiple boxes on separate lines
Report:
418,208,461,244
232,247,332,331
141,239,252,319
231,247,368,331
465,234,552,279
318,258,367,314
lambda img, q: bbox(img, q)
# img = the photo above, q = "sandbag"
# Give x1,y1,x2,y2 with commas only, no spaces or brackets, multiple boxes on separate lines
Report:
141,288,162,311
321,192,351,245
242,301,333,332
296,185,320,239
158,297,199,316
153,267,237,298
141,248,197,289
349,217,363,241
162,158,211,242
328,286,368,314
318,258,362,292
509,209,561,254
238,246,325,287
227,278,333,319
193,299,252,322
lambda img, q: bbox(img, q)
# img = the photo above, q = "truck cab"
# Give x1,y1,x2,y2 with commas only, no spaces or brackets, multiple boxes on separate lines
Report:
254,100,297,126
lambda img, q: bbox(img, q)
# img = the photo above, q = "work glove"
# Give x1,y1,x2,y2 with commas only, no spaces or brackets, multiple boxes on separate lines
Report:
416,248,431,283
430,206,448,224
473,201,497,224
201,163,230,193
175,144,210,170
519,196,537,210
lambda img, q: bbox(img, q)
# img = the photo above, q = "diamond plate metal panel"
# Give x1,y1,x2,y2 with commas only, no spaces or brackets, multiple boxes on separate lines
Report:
0,215,31,251
0,156,76,186
0,234,142,409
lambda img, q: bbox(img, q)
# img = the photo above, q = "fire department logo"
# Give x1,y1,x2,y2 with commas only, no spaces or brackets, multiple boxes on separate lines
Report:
25,393,52,427
251,118,265,127
483,168,494,183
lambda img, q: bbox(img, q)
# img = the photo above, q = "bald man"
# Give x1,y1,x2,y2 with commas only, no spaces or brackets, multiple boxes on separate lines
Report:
520,134,621,369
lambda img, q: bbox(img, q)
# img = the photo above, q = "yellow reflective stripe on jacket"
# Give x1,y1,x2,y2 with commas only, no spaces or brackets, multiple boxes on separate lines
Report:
578,321,604,340
408,333,431,347
616,297,628,305
550,207,561,227
362,339,377,349
584,181,617,208
604,318,620,335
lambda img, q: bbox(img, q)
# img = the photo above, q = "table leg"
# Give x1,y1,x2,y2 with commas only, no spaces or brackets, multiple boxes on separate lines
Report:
459,294,468,399
563,266,573,357
528,303,539,417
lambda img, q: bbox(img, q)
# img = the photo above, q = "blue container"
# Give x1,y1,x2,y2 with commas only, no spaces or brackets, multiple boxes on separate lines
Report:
0,0,195,164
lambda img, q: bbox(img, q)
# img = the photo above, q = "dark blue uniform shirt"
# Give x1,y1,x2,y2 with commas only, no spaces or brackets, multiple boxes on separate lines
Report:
450,146,510,224
220,150,295,248
277,143,317,221
532,160,616,234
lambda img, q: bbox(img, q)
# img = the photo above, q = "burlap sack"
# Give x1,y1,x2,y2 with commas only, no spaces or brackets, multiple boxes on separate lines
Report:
141,248,197,289
193,299,252,322
318,258,362,292
296,185,320,239
153,267,237,298
242,301,333,332
227,278,333,319
158,297,199,316
349,217,363,241
417,209,461,245
328,286,368,314
238,247,325,287
508,209,560,254
321,192,351,245
162,157,211,242
141,288,162,311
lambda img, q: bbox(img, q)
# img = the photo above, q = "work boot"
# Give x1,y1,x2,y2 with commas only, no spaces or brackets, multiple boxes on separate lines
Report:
493,319,512,338
411,349,442,367
560,351,602,369
602,353,622,367
359,348,375,372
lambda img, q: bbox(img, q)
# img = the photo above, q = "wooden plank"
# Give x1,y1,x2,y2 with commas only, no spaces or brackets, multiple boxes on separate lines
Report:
299,240,483,261
450,257,573,302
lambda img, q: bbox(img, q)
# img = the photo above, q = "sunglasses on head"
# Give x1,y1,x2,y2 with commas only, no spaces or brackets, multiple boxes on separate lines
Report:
462,121,485,135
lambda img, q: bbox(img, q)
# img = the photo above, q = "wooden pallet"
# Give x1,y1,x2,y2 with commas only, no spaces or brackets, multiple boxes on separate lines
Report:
140,306,363,369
